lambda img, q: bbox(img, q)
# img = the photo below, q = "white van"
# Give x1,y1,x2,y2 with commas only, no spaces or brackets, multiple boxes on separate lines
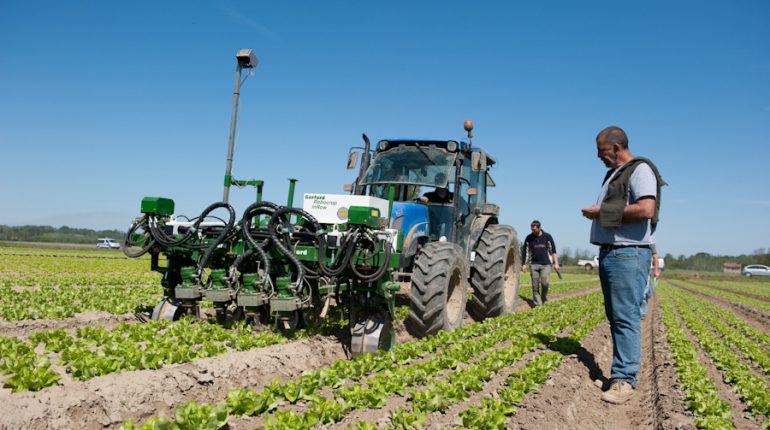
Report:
96,238,120,249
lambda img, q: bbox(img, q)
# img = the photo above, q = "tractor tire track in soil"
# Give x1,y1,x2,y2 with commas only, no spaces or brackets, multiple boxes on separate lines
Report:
0,337,348,430
508,293,694,430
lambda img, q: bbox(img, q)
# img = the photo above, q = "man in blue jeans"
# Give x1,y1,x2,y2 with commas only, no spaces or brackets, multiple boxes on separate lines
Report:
581,126,664,404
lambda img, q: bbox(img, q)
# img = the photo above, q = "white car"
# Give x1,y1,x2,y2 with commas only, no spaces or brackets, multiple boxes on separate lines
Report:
96,238,121,249
577,256,599,270
742,264,770,278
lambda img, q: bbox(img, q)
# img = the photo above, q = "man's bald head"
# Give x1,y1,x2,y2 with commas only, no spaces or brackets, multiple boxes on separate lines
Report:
597,126,629,149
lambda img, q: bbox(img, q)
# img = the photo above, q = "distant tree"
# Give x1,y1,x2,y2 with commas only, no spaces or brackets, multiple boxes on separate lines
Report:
575,248,593,260
559,247,571,265
0,225,124,244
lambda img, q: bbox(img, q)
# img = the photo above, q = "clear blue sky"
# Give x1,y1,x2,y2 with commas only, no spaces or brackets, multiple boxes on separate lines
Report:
1,1,768,258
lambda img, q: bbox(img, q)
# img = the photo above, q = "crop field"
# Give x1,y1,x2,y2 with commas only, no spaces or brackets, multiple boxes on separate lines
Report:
1,246,769,429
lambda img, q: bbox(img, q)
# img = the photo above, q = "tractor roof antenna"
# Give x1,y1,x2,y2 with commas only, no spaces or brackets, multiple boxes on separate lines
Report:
464,120,474,146
223,48,259,204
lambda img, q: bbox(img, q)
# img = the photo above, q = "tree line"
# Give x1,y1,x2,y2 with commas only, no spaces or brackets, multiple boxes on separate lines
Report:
0,225,125,244
559,246,770,272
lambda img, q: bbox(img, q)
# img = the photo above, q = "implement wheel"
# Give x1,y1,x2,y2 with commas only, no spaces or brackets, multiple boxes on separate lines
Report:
350,313,394,357
406,242,468,338
468,224,521,320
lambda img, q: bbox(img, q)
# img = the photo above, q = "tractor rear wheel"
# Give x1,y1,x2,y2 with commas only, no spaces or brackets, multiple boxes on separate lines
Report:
468,224,521,320
406,242,468,338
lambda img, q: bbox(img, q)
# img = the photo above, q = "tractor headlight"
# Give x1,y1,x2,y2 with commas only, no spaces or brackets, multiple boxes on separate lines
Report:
378,141,389,151
447,141,458,152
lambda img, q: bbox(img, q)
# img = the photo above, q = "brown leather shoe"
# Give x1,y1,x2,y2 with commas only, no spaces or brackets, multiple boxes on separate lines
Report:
601,380,635,404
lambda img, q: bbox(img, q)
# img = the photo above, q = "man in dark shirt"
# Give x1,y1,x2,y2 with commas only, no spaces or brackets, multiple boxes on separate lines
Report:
521,220,560,306
419,172,453,203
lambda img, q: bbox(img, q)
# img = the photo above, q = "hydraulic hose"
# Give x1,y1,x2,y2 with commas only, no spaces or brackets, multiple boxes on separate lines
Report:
226,201,280,286
317,230,358,277
267,207,323,286
195,202,237,279
147,214,198,248
242,201,279,249
348,227,391,282
122,215,155,258
227,247,270,290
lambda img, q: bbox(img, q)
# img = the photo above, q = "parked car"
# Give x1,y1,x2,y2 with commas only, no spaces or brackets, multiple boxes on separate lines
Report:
577,256,599,271
741,264,770,278
577,255,664,272
96,238,121,249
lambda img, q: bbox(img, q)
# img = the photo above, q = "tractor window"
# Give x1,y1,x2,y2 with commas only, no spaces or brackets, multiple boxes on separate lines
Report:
360,147,456,187
370,184,421,202
461,157,485,207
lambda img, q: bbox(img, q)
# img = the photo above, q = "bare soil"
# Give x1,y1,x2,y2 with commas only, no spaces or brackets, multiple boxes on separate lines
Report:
0,336,348,430
508,293,694,430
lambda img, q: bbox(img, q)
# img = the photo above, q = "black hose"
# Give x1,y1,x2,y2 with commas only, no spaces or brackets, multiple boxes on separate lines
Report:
122,215,155,258
267,207,322,285
234,204,278,282
317,230,357,277
147,214,198,247
234,201,281,285
195,202,237,279
348,228,391,282
242,201,279,249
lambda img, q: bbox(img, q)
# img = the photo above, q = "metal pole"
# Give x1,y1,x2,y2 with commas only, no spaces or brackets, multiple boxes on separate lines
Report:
223,63,244,204
287,178,298,208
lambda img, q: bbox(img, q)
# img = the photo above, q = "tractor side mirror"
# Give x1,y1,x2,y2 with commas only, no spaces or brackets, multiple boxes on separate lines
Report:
471,152,486,171
347,152,359,170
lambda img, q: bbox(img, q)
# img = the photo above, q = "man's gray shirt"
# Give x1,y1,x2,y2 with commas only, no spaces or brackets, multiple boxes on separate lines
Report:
590,163,657,246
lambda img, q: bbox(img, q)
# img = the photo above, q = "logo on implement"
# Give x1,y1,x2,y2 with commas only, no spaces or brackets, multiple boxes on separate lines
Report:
295,249,308,256
337,207,348,220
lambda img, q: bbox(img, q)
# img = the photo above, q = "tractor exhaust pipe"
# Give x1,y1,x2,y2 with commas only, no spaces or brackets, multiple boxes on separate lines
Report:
355,134,372,195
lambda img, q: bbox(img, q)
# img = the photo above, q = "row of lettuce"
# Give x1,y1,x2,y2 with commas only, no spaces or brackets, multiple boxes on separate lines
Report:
658,282,769,429
0,248,158,288
0,304,374,392
109,280,768,430
122,291,606,430
0,251,599,321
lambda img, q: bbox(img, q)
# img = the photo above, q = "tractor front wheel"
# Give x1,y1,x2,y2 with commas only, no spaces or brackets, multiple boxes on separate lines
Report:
406,242,468,338
468,224,521,320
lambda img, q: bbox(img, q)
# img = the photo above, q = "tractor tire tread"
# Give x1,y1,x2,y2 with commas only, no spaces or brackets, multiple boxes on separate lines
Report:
468,224,521,320
406,242,468,338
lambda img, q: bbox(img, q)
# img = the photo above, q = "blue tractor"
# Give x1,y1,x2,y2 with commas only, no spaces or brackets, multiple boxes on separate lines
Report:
348,121,522,338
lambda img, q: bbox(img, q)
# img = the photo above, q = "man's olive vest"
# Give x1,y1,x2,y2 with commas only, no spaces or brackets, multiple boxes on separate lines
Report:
599,157,665,229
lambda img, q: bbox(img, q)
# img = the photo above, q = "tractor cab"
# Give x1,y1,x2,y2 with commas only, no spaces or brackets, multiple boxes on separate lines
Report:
352,135,497,262
343,123,519,339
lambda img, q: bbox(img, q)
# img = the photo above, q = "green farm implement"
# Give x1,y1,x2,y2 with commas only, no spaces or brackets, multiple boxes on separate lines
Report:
123,50,520,356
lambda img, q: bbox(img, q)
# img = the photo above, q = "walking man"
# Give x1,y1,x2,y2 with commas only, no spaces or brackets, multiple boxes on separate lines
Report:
521,220,559,306
581,126,664,404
